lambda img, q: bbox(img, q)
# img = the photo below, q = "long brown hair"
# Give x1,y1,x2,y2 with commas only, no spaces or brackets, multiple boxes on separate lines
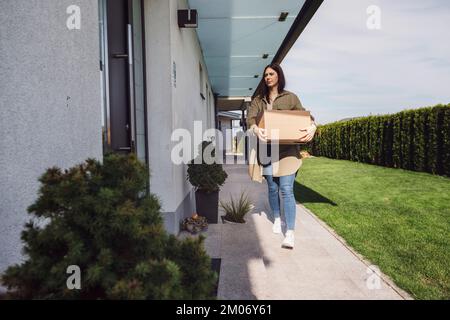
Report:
261,63,286,102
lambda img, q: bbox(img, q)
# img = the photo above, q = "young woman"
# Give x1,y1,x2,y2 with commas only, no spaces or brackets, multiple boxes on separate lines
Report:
246,63,316,249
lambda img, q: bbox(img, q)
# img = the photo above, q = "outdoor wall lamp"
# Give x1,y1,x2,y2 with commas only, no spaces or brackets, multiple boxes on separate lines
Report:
278,12,289,22
178,9,198,28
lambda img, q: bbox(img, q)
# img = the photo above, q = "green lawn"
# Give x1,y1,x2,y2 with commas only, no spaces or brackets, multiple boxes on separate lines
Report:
295,157,450,300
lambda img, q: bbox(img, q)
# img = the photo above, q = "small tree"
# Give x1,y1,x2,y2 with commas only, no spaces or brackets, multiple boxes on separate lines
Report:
1,153,217,299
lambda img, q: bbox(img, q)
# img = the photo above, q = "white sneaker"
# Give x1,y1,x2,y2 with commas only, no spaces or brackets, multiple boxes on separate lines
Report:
282,230,295,249
272,217,282,234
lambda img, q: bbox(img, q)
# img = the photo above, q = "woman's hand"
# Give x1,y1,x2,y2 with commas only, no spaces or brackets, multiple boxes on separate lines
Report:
252,125,268,142
299,124,317,143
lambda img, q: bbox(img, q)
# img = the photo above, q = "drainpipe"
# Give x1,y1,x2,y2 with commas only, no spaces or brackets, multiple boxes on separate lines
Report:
213,93,224,160
240,108,246,163
213,93,219,130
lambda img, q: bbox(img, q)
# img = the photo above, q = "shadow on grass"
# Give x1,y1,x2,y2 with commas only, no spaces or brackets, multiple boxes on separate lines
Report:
294,181,337,206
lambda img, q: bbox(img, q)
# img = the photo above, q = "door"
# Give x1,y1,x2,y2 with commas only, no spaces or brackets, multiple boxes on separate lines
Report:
107,0,133,153
99,0,146,157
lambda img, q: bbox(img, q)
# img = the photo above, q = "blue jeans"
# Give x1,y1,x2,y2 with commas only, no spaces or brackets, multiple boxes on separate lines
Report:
264,173,297,230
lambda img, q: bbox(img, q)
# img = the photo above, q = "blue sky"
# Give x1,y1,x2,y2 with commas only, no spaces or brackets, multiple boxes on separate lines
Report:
282,0,450,125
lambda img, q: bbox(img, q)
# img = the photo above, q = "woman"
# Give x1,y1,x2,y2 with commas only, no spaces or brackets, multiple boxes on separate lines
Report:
246,63,316,249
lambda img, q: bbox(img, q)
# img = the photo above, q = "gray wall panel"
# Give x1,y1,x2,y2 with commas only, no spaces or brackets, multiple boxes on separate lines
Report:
0,0,102,274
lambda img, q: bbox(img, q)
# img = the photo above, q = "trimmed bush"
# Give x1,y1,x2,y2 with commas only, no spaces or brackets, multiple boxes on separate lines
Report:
305,104,450,177
187,141,228,193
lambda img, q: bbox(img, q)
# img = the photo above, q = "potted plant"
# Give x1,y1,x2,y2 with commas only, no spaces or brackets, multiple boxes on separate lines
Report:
180,213,208,234
219,192,254,224
187,141,227,223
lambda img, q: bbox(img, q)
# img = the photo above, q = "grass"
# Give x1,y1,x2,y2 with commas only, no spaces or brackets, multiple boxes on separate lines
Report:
294,156,450,300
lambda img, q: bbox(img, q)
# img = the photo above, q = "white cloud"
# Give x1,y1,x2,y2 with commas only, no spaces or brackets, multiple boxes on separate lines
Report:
283,0,450,124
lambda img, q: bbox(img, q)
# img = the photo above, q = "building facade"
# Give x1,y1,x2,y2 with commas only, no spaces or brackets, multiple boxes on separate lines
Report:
0,0,216,275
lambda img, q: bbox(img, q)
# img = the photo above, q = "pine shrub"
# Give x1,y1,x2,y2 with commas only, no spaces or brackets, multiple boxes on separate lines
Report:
1,153,217,299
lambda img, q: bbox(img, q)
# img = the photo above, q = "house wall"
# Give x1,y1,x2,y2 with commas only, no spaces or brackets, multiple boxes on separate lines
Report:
0,0,102,275
143,0,216,234
0,0,216,279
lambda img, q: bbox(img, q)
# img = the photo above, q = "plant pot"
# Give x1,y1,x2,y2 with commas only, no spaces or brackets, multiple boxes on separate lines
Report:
195,189,219,224
221,216,246,224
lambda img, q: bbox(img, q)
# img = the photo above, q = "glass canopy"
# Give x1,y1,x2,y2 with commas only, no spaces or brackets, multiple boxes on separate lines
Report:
188,0,306,98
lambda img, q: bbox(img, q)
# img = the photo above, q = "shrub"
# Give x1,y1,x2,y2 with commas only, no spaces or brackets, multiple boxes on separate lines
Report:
1,153,217,299
187,141,227,193
219,192,253,223
309,104,450,177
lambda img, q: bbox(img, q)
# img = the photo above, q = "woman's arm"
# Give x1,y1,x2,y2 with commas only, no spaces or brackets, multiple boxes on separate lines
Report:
293,93,317,142
246,98,260,131
294,93,316,125
293,94,306,111
247,98,267,141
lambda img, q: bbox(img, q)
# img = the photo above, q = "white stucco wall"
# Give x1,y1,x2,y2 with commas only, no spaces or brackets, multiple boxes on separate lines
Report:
0,0,102,275
144,0,216,233
0,0,215,278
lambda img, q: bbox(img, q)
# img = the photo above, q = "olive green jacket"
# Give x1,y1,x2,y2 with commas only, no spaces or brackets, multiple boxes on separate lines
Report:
246,90,309,182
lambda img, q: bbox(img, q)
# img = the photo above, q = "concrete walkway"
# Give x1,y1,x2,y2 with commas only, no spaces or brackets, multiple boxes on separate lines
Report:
182,164,412,300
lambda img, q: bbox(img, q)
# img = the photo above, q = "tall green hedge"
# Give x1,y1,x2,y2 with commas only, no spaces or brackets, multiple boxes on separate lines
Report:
305,104,450,177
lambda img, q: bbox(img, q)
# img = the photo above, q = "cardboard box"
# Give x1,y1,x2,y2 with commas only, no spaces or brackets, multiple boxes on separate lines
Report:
256,110,312,144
